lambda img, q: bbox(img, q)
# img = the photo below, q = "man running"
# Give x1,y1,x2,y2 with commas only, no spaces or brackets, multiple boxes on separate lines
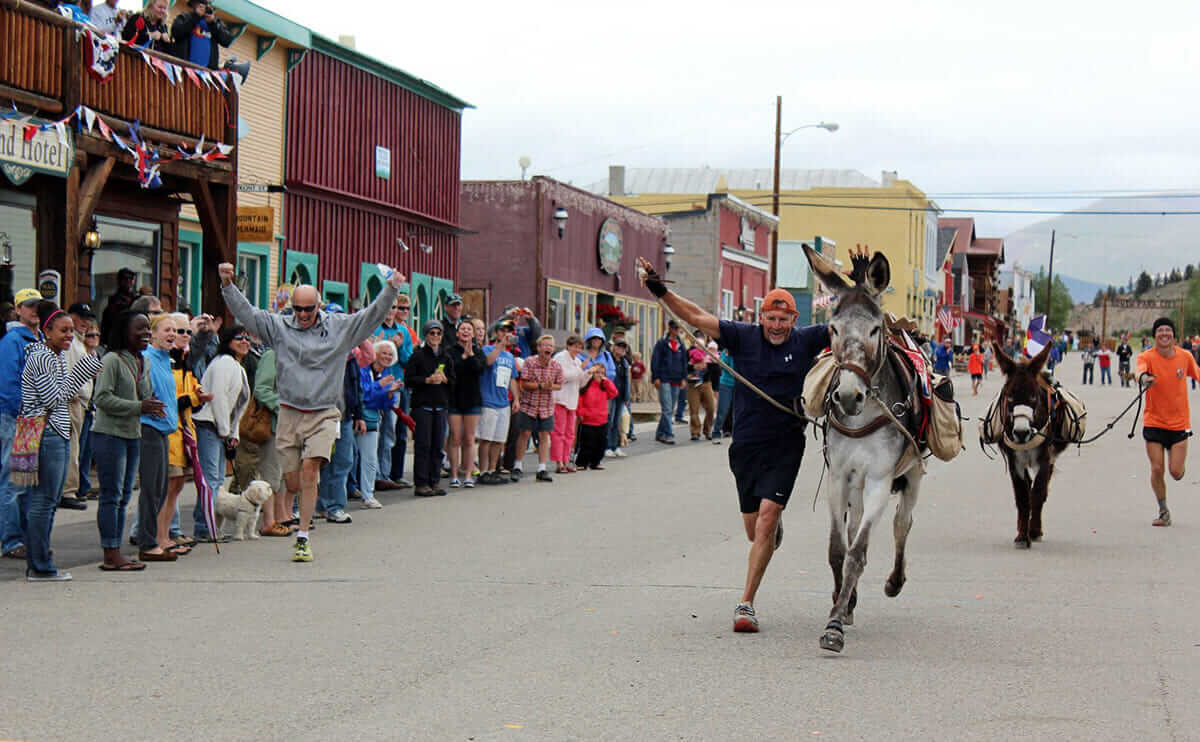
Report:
638,257,829,633
219,262,404,561
1136,317,1200,527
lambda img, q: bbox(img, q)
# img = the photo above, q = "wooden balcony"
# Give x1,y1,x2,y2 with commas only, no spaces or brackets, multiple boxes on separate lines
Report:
0,0,235,173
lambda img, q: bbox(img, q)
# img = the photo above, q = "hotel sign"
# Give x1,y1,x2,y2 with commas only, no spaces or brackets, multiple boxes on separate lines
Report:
0,118,74,185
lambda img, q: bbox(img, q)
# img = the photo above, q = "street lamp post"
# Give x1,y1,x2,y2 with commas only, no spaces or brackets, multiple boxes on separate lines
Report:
769,95,838,289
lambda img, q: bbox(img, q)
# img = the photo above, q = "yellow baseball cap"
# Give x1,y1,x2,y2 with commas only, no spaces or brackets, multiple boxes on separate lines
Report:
14,288,42,306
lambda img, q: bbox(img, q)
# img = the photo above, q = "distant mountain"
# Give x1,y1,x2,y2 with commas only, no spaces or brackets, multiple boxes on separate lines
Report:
1022,270,1107,304
1004,195,1200,289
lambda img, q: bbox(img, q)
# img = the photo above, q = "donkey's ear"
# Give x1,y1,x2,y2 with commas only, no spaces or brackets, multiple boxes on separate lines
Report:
803,243,851,293
992,341,1015,376
863,252,890,296
1026,342,1052,374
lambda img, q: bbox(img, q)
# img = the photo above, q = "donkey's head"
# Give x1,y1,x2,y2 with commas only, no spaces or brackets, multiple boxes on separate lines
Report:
804,244,891,417
993,341,1052,445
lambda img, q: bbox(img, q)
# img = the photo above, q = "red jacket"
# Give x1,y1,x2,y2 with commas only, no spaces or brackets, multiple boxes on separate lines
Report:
577,377,617,426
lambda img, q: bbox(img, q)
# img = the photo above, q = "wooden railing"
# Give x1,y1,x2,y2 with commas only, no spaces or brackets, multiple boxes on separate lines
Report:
0,0,232,145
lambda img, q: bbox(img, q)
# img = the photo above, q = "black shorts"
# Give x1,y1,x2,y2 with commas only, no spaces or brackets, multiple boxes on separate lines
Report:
1143,426,1192,451
515,412,554,434
728,436,806,514
971,373,982,381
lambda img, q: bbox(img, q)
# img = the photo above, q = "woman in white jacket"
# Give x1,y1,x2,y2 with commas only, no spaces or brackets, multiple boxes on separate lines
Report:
191,325,250,541
550,335,587,473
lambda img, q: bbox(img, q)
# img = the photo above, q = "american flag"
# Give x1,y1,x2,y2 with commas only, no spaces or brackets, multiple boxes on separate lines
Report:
899,330,931,397
936,307,957,332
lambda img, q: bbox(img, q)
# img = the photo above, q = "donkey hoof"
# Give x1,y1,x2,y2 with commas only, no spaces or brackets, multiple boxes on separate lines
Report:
1013,536,1031,550
820,625,845,653
884,575,905,597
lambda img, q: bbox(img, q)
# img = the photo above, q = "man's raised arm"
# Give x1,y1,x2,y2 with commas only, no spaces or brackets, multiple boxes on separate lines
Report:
636,257,720,339
218,262,275,344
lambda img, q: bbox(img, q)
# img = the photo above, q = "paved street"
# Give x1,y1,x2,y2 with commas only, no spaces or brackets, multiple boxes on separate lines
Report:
2,357,1199,741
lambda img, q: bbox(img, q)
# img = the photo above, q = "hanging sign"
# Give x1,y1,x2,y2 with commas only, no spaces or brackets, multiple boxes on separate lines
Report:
0,117,74,184
237,206,274,241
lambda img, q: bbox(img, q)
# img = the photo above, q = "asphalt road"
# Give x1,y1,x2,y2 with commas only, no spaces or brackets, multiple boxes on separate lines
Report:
2,356,1198,741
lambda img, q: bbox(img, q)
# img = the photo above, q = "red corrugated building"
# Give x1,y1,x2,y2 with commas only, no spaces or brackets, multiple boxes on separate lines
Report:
285,35,470,328
458,177,670,359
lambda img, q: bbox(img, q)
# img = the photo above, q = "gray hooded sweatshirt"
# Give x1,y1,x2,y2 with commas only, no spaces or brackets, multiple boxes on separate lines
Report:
222,282,398,413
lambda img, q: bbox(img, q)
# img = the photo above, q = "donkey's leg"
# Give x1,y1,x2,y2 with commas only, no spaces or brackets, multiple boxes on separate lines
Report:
826,477,850,614
822,476,890,653
1008,457,1033,549
886,473,922,597
1029,457,1054,542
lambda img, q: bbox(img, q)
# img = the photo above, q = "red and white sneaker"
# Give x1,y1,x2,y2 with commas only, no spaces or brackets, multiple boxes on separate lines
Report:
733,602,759,633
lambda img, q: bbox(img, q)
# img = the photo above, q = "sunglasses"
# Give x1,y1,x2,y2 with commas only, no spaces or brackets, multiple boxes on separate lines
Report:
292,304,317,314
85,332,101,338
426,329,443,336
393,305,410,311
232,335,251,342
176,328,192,335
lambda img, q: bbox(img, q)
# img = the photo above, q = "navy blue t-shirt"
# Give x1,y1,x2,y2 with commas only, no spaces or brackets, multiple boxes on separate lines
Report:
717,320,829,444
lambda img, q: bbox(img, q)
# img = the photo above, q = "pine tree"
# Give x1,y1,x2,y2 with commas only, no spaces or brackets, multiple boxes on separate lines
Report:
1136,271,1152,295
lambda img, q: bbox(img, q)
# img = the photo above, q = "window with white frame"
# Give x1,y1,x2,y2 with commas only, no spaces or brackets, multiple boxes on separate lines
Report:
237,252,264,309
720,289,734,320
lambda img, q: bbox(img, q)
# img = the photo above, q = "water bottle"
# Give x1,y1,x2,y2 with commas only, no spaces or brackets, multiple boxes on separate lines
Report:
376,263,395,281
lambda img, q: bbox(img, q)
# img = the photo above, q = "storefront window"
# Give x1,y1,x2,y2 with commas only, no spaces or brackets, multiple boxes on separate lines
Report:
92,216,160,319
586,293,596,330
547,285,562,330
238,252,263,308
0,191,37,303
573,290,584,335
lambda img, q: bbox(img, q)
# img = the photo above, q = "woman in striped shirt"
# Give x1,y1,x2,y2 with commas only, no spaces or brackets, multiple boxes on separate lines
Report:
18,301,102,581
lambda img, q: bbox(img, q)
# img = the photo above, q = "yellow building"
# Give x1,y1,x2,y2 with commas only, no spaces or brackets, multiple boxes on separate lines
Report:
173,0,310,312
601,168,942,335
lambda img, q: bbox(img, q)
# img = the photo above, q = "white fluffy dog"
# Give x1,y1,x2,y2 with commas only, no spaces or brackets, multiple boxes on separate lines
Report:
214,480,273,540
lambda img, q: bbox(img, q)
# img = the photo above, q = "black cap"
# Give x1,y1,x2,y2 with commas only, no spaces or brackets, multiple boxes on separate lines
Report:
1152,317,1176,335
667,319,680,329
117,267,136,278
446,293,463,306
67,302,96,319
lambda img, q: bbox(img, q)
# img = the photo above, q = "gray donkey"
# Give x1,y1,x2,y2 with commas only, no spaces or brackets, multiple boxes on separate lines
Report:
805,244,925,654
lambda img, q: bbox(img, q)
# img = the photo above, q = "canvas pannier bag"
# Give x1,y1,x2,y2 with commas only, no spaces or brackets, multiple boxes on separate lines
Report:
926,373,963,461
802,350,838,418
1053,383,1087,443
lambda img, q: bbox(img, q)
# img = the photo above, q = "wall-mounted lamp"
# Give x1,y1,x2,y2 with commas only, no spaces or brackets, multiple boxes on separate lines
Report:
397,237,411,252
82,224,102,257
0,232,12,266
420,243,433,254
552,207,568,238
663,243,675,272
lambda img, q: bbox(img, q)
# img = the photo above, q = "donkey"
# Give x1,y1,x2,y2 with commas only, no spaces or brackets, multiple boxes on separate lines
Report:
990,343,1067,548
805,245,924,654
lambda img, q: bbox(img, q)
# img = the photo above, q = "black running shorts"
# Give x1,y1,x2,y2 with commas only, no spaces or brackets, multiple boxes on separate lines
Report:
1143,426,1192,451
728,436,806,514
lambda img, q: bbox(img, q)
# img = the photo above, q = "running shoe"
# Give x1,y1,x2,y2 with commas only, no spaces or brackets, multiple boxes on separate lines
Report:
463,478,476,488
292,537,313,562
613,448,628,457
605,449,617,458
733,602,759,633
325,509,353,524
536,470,553,482
361,498,383,510
449,478,462,489
27,570,72,582
1153,511,1172,527
510,468,523,482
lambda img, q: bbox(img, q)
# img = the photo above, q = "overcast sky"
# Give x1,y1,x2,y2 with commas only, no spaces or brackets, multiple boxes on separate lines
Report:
200,0,1200,279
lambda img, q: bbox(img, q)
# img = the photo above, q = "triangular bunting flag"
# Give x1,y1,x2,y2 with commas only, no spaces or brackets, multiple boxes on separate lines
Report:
212,71,229,91
54,122,67,146
23,125,37,142
83,106,97,133
185,67,201,88
96,115,112,139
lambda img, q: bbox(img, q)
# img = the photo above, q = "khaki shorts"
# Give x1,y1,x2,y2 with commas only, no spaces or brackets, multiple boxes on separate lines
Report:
276,407,342,473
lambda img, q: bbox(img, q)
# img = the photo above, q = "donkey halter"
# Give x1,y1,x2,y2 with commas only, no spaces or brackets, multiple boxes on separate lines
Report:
999,378,1056,451
827,314,912,437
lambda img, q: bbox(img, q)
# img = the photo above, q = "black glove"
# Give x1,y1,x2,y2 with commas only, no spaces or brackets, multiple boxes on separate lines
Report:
643,265,668,298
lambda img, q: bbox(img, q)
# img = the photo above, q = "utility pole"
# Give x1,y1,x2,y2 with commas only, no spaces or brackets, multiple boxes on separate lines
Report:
1044,229,1056,327
770,95,782,289
1101,292,1108,340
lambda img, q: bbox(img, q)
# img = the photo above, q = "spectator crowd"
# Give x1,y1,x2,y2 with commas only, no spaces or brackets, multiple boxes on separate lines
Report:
0,270,739,578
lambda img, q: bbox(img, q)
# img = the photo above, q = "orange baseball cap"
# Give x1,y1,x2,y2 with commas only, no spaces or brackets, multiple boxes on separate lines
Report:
762,288,797,315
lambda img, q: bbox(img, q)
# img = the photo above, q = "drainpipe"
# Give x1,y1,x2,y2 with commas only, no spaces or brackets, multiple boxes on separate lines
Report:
535,180,545,321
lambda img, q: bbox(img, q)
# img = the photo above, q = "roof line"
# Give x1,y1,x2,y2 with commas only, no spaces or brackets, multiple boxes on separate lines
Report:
310,34,473,112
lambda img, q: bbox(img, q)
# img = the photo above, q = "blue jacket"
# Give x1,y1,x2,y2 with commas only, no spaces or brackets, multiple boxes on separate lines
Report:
581,328,617,381
375,322,414,382
359,366,394,431
0,325,37,416
651,334,687,384
932,345,953,372
339,356,364,426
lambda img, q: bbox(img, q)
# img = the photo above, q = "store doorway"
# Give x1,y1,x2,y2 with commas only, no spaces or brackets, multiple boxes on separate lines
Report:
91,216,160,319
